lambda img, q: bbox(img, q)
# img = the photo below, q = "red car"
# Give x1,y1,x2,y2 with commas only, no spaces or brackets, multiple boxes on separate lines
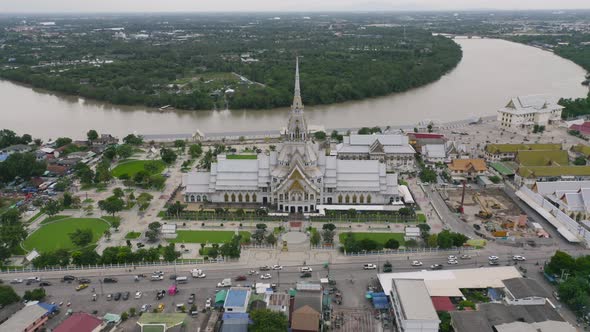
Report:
235,275,247,281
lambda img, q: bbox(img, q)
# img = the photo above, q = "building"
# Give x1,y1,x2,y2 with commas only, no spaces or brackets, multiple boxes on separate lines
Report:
447,159,488,180
515,150,569,167
54,312,102,332
266,293,290,315
291,289,322,332
484,144,562,162
183,59,401,212
568,121,590,136
335,134,416,171
502,278,550,306
515,165,590,186
421,143,447,163
570,144,590,161
407,133,446,150
497,95,563,130
390,279,440,332
221,313,249,332
224,288,251,313
291,306,320,332
0,302,51,332
532,180,590,220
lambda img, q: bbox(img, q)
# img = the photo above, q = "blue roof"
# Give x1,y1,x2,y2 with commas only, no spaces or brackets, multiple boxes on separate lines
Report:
224,289,249,308
38,302,58,313
0,153,8,162
372,296,389,310
222,313,250,321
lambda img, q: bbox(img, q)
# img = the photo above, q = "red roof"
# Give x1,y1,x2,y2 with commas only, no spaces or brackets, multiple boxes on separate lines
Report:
569,122,590,135
47,164,68,175
431,296,455,312
54,312,102,332
409,133,445,139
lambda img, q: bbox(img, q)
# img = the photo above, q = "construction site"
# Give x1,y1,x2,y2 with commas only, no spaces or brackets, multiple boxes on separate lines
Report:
441,187,549,241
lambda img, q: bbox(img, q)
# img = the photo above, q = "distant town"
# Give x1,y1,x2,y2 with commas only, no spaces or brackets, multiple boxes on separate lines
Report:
1,9,590,332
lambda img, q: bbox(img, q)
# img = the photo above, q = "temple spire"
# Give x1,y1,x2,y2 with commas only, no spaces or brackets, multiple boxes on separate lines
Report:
292,56,303,110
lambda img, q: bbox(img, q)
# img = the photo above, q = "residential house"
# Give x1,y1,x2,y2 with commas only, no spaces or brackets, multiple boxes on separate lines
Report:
447,159,488,180
484,144,562,162
291,306,320,332
266,293,290,316
54,312,102,332
223,288,251,313
291,289,322,332
502,278,550,306
0,302,52,332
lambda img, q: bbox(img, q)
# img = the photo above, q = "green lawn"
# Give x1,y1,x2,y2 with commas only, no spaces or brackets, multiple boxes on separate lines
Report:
111,160,165,178
338,232,405,245
169,230,250,244
101,216,121,225
40,215,70,224
125,232,141,239
23,218,110,253
226,154,257,160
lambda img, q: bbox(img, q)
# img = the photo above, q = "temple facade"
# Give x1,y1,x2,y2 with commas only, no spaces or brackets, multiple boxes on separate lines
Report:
182,59,401,212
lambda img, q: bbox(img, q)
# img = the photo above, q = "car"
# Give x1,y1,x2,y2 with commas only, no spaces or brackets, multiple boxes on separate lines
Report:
156,290,165,300
205,297,212,309
169,274,177,280
76,284,89,291
106,294,113,301
460,254,472,259
10,279,23,284
103,277,117,283
39,281,51,287
271,265,283,270
122,291,130,300
114,292,122,301
300,272,312,278
448,255,457,261
151,275,164,281
78,278,91,284
512,255,526,261
63,275,76,282
488,256,499,261
363,264,377,270
300,266,313,272
411,261,423,267
26,277,40,283
383,262,393,273
188,293,195,304
260,273,272,280
430,264,443,270
140,304,152,312
135,291,143,299
488,260,499,266
153,271,164,276
157,303,165,312
259,266,271,271
235,275,247,281
447,259,458,265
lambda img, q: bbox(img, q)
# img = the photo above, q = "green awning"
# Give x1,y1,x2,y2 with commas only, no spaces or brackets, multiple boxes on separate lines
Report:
215,290,228,304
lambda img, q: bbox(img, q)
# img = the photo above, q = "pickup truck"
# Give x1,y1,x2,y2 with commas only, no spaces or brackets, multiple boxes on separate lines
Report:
151,275,164,281
217,278,232,288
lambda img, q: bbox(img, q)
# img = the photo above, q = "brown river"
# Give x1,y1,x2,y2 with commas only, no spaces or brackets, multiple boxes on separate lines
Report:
0,38,588,139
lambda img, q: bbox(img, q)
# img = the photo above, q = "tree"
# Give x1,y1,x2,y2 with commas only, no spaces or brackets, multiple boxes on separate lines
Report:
98,196,125,216
121,312,129,321
74,162,94,184
437,230,454,249
405,239,419,248
252,229,266,244
189,144,203,159
116,144,134,159
0,152,46,183
71,248,100,266
129,307,137,317
160,148,177,164
167,201,185,218
123,134,143,146
87,129,98,143
256,223,268,230
384,238,400,249
0,285,20,306
313,131,326,140
43,199,62,217
558,276,590,315
55,137,72,148
111,219,121,231
417,223,431,241
145,230,159,242
419,168,437,183
574,157,587,166
427,234,438,248
310,231,321,246
94,159,112,183
62,192,73,209
23,288,46,301
163,243,180,261
148,222,162,232
322,230,335,244
546,250,576,275
113,187,124,198
489,175,502,184
174,139,186,151
0,209,27,261
249,309,289,332
398,207,413,216
69,228,94,247
266,233,277,245
322,223,336,231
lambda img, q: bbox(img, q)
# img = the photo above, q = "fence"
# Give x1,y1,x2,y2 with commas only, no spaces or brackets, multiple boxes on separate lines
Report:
0,258,238,275
343,246,477,256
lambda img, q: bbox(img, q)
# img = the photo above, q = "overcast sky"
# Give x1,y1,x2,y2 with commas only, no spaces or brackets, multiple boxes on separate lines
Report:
1,0,589,13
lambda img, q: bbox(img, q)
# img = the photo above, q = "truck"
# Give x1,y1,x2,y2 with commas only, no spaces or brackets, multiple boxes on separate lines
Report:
217,278,232,288
191,269,206,278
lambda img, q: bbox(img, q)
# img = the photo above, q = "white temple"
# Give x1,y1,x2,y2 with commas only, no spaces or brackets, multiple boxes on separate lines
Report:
182,58,401,213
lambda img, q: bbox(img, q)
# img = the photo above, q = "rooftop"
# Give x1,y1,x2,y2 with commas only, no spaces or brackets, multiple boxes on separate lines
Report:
393,279,439,321
291,305,320,332
479,302,564,325
515,150,569,167
54,312,102,332
224,287,251,308
450,311,494,332
448,159,487,172
378,266,521,297
490,162,516,176
503,277,550,299
0,303,49,331
494,320,575,332
572,144,590,157
517,166,590,178
485,143,562,154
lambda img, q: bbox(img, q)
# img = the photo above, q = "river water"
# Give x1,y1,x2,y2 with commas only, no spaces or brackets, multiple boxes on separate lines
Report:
0,38,588,139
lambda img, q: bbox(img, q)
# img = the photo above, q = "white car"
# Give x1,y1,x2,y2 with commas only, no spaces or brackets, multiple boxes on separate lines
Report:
488,256,499,261
447,259,458,265
10,279,23,284
460,254,472,259
411,261,423,267
140,304,151,312
512,255,526,261
135,291,142,299
448,255,457,261
260,273,272,280
271,265,283,270
363,264,377,270
300,266,313,272
205,298,212,309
